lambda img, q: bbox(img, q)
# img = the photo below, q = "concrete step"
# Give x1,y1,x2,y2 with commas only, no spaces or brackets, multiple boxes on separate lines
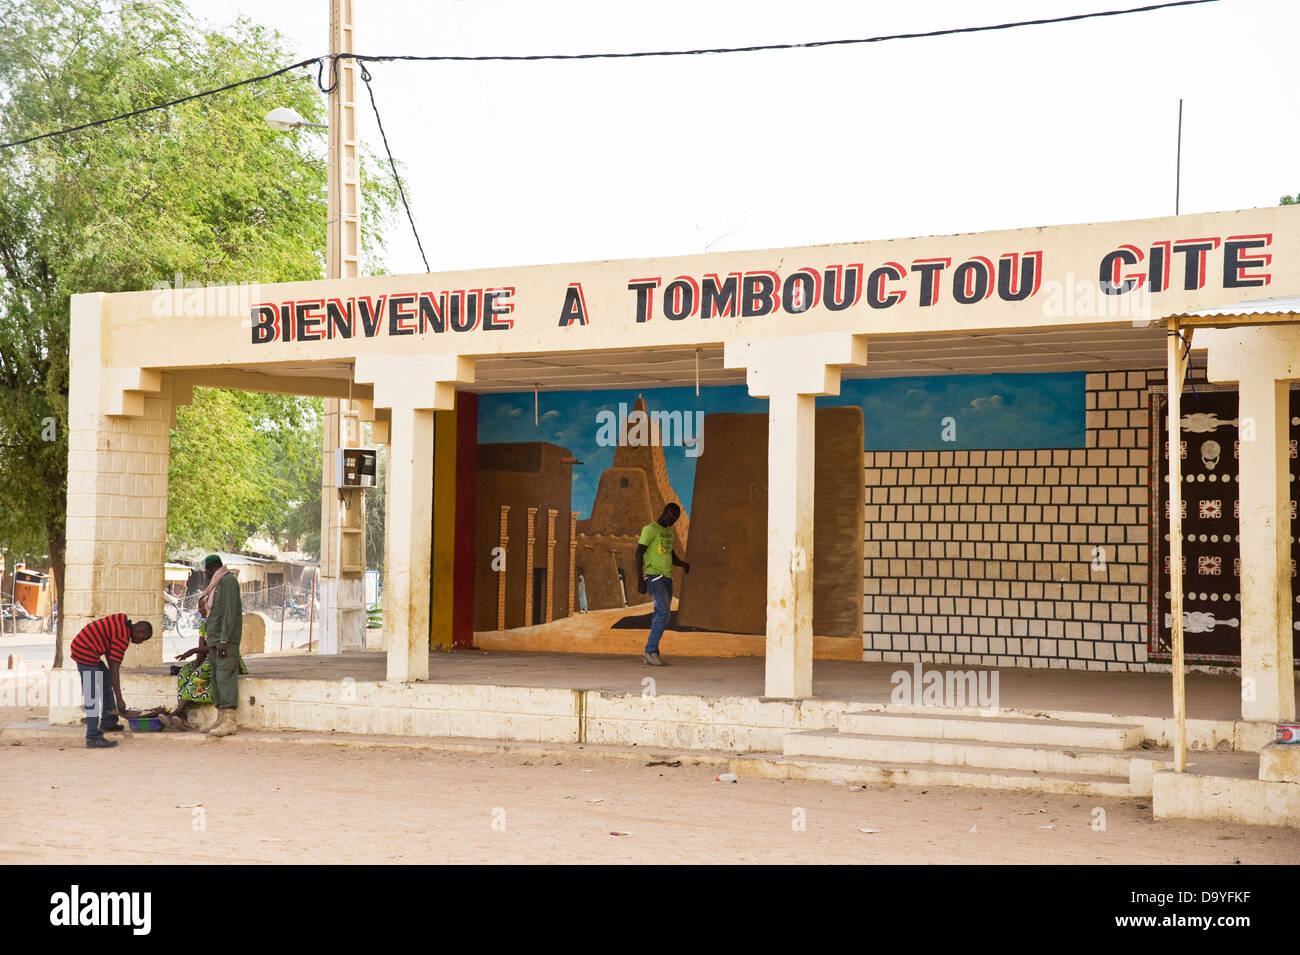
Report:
732,752,1134,797
1155,764,1300,828
836,710,1144,749
784,728,1169,781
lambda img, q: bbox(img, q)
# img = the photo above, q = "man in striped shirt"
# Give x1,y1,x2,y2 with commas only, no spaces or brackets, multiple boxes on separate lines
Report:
70,613,153,748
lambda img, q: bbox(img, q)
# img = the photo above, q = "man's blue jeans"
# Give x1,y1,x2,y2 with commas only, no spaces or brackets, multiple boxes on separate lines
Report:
645,575,672,655
77,662,120,741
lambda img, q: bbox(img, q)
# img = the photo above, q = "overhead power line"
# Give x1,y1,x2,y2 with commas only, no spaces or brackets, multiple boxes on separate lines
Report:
0,0,1221,270
0,0,1218,151
357,63,430,272
0,58,319,151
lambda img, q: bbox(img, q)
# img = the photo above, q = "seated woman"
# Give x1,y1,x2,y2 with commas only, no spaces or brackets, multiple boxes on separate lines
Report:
159,637,247,730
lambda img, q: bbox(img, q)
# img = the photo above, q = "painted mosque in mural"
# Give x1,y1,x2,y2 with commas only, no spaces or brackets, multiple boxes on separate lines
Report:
470,372,1088,640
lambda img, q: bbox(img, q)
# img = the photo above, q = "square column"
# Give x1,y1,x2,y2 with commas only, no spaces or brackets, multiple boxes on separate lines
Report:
1202,325,1300,722
384,406,435,682
354,354,474,683
1237,376,1295,721
766,390,817,698
724,333,866,699
64,293,178,668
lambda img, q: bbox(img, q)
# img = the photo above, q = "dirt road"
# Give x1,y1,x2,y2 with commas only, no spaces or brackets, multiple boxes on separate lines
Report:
1,711,1294,865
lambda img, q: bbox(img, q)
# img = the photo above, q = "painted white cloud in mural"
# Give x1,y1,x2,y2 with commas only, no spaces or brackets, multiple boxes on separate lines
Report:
1164,611,1240,633
1180,412,1237,434
966,395,1005,413
541,410,560,420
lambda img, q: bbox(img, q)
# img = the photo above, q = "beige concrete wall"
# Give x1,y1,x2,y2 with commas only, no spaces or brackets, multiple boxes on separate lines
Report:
113,672,845,753
92,670,1261,754
92,208,1300,371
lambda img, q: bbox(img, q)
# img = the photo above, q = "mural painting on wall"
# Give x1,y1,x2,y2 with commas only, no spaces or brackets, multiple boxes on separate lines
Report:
473,372,1085,638
1151,388,1300,663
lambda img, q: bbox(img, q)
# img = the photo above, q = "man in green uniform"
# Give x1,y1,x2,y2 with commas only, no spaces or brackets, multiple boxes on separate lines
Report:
635,503,690,666
199,554,243,737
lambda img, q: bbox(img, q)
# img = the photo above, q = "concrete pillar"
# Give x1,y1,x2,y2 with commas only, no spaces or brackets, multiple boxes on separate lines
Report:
354,354,473,683
765,390,816,698
1237,376,1294,721
1202,325,1299,722
317,397,367,655
383,405,434,681
64,293,179,669
318,0,364,657
723,333,867,699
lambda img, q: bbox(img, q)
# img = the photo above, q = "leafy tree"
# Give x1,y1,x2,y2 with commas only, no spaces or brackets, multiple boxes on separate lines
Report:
167,390,323,554
0,0,397,659
1282,193,1299,206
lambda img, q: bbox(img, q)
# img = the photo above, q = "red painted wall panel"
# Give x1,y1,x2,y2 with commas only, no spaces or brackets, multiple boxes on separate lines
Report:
452,392,478,648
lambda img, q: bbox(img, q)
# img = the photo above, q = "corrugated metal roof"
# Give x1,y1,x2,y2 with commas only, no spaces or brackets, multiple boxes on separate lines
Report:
1182,296,1300,318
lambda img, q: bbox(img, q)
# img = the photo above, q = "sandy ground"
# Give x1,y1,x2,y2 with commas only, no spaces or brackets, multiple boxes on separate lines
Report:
1,706,1295,865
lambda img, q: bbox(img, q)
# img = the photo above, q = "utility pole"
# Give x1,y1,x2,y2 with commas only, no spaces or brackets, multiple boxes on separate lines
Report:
318,0,366,653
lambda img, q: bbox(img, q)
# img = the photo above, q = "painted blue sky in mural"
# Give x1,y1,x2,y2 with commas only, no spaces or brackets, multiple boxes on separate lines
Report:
479,372,1083,517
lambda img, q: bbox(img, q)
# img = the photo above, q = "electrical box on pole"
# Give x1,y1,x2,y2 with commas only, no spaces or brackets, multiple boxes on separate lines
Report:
332,447,378,488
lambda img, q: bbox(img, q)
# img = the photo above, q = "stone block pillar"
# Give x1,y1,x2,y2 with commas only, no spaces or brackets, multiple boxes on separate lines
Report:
723,333,867,699
64,293,182,669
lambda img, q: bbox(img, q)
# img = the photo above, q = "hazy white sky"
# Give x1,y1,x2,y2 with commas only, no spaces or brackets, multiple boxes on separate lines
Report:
186,0,1299,276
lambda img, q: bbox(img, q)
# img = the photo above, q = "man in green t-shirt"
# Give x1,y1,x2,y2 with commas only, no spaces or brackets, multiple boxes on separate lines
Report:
635,503,691,666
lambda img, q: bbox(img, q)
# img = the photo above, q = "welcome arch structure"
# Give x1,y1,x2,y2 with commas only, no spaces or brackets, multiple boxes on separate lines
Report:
66,206,1300,708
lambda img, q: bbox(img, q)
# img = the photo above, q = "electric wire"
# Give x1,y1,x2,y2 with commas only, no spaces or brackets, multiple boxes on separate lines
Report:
358,63,430,272
0,0,1218,151
0,0,1221,272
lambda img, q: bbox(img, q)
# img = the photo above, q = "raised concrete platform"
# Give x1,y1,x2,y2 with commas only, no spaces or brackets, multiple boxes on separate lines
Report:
36,651,1285,754
132,650,1286,715
1261,743,1300,783
28,649,1295,819
1154,765,1300,828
